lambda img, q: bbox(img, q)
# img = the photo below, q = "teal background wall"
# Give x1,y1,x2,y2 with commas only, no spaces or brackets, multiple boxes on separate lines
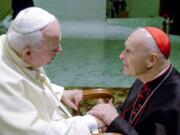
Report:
1,0,179,88
34,0,106,21
0,0,161,21
126,0,160,17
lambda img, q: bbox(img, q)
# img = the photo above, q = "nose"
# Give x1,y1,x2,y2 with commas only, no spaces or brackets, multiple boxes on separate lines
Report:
119,51,124,60
56,43,62,53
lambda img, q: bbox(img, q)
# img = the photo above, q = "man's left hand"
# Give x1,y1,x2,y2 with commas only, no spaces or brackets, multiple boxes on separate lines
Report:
62,90,83,110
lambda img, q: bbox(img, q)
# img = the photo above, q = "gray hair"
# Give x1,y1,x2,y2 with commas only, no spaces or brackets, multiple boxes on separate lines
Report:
6,7,56,53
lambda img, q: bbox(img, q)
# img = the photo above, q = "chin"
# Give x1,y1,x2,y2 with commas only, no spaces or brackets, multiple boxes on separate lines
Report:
46,61,52,65
123,70,132,76
123,66,132,75
124,71,129,76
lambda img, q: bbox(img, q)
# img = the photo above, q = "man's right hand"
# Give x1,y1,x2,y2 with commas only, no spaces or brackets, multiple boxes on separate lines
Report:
88,99,119,126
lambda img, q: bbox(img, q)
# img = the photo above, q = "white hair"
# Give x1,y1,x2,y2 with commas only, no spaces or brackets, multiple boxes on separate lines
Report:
6,7,56,53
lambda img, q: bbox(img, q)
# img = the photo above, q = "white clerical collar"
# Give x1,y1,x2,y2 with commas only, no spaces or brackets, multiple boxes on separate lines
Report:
143,64,171,84
154,64,171,79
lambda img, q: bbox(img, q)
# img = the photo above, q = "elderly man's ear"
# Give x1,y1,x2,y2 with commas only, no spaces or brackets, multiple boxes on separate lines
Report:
22,48,33,61
146,53,159,69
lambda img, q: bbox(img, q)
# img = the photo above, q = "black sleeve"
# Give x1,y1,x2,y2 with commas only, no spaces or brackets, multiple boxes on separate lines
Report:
116,79,142,112
107,116,139,135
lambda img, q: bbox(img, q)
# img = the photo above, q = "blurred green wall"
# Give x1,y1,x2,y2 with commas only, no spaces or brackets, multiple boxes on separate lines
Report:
0,0,11,20
1,0,161,21
34,0,106,21
126,0,160,17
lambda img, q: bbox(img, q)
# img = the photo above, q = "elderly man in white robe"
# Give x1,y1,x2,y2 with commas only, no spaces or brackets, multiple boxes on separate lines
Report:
0,7,104,135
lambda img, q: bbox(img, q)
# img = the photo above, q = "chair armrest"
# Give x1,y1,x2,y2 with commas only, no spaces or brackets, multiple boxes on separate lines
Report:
73,89,114,115
83,89,114,100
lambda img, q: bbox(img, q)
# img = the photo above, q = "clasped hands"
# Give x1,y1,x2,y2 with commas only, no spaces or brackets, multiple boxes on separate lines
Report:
88,99,119,131
62,90,119,132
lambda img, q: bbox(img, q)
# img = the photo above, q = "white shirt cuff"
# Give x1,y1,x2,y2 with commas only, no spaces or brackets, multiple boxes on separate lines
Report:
81,115,98,132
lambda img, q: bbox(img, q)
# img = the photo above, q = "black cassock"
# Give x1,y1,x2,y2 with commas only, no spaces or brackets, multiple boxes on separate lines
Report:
107,65,180,135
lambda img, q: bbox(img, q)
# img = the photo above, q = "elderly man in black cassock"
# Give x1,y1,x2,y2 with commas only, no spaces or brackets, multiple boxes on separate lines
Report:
89,27,180,135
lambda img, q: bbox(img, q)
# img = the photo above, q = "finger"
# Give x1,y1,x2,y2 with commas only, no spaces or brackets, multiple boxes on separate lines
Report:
68,100,77,110
78,91,83,99
108,98,113,104
98,98,104,104
88,110,102,119
101,126,108,132
74,90,83,105
74,96,82,106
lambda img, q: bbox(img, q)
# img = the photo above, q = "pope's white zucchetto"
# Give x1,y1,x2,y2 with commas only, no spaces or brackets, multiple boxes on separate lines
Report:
11,7,56,34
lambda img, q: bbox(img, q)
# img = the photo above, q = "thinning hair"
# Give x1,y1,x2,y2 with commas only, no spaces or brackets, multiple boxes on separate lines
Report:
7,27,43,53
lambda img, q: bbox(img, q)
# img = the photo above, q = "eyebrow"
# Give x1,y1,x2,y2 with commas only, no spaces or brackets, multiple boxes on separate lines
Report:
125,45,135,53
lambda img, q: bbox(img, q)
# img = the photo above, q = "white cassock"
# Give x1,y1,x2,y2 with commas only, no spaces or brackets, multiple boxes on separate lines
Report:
0,35,97,135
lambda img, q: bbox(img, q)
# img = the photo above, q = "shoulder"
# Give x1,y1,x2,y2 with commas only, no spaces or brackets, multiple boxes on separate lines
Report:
0,35,7,55
164,67,180,94
171,67,180,80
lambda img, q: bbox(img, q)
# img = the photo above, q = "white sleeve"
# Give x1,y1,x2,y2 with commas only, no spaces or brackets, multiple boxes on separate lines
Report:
47,115,98,135
51,83,64,100
80,115,98,131
0,86,92,135
0,76,92,135
68,115,98,132
0,66,95,135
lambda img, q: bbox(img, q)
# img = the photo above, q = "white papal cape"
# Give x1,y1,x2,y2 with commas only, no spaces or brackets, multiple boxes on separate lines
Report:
0,35,92,135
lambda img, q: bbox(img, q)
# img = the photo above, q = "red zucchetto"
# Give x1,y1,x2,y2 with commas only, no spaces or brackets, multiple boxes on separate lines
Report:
145,27,170,59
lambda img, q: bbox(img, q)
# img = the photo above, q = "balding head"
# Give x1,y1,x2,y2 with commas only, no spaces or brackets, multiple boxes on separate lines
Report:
128,28,162,57
128,27,170,60
120,27,170,81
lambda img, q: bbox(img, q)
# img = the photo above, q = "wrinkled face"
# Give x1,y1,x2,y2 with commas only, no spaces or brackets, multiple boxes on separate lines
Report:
31,35,61,67
25,21,62,68
120,30,150,77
